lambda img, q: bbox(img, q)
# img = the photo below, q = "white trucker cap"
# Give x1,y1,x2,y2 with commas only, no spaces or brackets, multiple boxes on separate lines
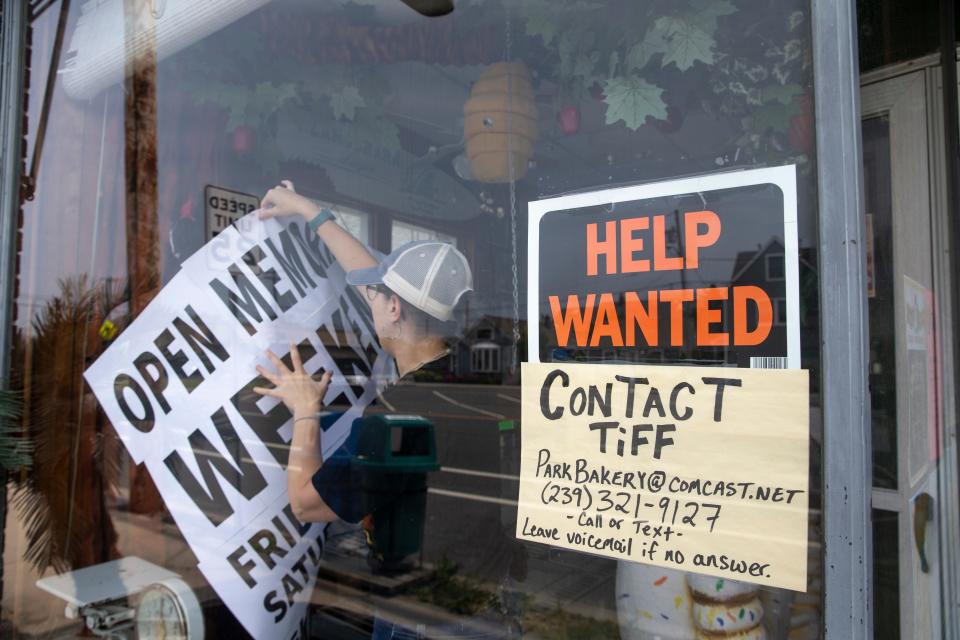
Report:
346,241,473,321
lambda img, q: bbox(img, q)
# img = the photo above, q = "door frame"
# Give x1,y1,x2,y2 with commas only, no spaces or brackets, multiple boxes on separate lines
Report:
860,55,960,639
812,1,874,636
861,68,938,640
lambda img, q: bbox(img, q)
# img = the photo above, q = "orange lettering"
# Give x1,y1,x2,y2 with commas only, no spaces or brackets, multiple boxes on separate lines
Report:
696,287,729,346
625,291,658,346
684,211,721,268
659,289,694,346
550,294,596,346
653,215,684,271
733,286,772,345
590,293,624,347
586,221,617,276
620,217,650,273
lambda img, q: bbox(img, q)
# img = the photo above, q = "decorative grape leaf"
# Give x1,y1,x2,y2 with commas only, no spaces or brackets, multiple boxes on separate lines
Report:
248,82,298,118
761,83,804,105
650,0,736,72
572,51,600,81
655,16,716,71
689,0,737,28
608,51,620,76
557,31,600,88
625,28,669,71
743,99,802,133
603,76,667,130
520,0,561,45
520,0,602,46
192,81,297,130
329,86,365,121
557,32,576,75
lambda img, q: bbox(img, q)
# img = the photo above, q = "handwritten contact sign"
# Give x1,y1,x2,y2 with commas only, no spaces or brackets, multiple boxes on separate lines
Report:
517,362,809,591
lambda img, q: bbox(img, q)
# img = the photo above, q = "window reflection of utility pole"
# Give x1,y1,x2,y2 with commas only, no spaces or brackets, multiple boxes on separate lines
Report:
124,0,164,516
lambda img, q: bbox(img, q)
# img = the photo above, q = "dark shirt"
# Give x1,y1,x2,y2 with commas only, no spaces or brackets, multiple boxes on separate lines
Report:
311,456,368,523
311,415,368,523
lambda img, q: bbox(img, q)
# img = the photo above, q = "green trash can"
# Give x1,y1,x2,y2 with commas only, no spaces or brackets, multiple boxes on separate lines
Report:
352,414,439,573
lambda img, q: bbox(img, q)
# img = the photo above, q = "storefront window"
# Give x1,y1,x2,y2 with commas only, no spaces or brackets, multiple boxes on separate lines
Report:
3,1,824,638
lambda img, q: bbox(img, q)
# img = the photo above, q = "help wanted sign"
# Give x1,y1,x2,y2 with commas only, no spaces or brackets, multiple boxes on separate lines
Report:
84,214,394,638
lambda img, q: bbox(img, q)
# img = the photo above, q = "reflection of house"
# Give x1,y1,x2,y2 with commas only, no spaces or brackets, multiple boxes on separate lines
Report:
449,315,526,382
729,238,790,357
728,238,818,369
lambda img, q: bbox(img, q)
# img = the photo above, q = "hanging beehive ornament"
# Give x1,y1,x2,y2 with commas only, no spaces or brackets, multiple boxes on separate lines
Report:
463,62,538,183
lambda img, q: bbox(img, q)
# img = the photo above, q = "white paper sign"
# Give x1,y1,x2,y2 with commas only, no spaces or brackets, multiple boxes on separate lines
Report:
84,213,394,638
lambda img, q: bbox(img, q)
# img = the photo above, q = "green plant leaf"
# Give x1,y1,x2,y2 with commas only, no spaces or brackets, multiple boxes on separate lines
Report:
690,0,737,26
520,0,561,45
329,85,366,121
572,51,600,81
743,99,803,133
761,82,804,105
520,0,601,46
247,81,298,122
655,16,716,71
625,28,669,71
603,76,667,130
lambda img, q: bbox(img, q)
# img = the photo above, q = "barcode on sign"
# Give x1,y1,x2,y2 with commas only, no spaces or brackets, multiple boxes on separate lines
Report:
750,356,788,369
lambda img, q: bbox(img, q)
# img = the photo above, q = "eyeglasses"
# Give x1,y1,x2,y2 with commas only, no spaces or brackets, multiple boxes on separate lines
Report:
365,284,390,302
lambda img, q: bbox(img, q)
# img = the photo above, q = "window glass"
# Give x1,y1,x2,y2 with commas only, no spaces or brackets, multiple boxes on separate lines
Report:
331,205,372,246
391,219,458,251
5,1,824,638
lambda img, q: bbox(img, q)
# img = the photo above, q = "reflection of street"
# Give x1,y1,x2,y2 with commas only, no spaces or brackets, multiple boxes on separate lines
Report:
368,382,619,622
2,383,618,638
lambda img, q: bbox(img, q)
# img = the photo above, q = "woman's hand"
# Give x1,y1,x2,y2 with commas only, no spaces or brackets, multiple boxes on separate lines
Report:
253,344,333,415
259,180,321,221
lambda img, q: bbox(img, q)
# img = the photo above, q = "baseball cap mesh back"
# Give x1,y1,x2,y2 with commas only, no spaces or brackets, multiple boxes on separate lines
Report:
429,247,468,307
391,245,433,290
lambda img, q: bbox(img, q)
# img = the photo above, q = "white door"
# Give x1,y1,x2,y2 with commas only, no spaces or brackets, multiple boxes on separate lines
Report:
861,69,944,639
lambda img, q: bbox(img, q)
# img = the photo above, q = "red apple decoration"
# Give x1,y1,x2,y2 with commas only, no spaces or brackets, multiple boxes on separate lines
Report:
789,94,814,155
557,104,581,135
232,125,256,155
654,105,684,133
179,199,195,221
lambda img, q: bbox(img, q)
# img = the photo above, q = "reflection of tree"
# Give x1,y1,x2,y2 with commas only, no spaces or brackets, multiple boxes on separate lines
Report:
11,277,125,572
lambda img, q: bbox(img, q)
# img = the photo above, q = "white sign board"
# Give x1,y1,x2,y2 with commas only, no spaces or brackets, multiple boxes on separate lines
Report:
205,185,260,241
84,213,394,638
527,165,800,369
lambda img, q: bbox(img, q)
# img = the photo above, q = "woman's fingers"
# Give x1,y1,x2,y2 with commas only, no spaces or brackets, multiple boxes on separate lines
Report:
281,179,295,192
316,370,333,393
289,343,304,372
255,364,281,385
265,350,292,374
252,386,282,398
262,187,278,204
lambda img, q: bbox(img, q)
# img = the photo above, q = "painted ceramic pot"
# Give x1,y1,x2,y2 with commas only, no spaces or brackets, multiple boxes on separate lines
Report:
616,562,694,640
686,574,767,640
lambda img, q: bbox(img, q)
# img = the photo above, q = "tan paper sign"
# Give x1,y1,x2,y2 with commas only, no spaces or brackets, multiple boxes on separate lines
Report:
518,362,809,591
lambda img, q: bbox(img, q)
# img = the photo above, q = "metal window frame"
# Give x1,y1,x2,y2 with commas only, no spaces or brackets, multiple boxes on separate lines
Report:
0,1,918,636
811,0,873,638
936,0,960,633
0,0,29,608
